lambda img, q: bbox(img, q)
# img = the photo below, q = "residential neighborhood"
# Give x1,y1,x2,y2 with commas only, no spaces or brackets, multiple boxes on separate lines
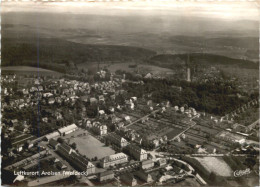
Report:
1,1,259,187
2,69,259,186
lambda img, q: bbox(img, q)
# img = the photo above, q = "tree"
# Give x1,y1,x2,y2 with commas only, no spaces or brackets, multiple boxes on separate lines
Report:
71,142,77,149
245,157,256,168
4,96,10,104
57,137,64,144
23,141,29,150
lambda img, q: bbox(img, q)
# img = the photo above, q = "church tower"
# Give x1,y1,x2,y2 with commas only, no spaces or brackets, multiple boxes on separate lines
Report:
187,54,191,82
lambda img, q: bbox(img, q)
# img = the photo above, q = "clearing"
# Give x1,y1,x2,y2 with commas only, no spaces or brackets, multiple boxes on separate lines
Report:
68,130,115,159
2,66,63,76
194,157,233,177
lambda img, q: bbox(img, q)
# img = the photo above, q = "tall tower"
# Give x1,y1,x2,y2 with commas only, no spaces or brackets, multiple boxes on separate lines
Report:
187,68,191,82
187,54,191,82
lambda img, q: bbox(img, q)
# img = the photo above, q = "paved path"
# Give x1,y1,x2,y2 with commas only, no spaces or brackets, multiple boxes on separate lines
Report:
125,108,161,128
248,119,259,130
12,135,35,145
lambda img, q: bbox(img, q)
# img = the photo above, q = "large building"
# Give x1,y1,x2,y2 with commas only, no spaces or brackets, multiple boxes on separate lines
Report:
57,142,74,155
121,173,137,186
99,170,114,182
56,143,95,175
70,152,95,174
141,159,154,170
49,139,60,150
106,133,128,148
58,124,78,135
125,144,147,161
45,131,60,141
101,152,128,168
135,170,153,183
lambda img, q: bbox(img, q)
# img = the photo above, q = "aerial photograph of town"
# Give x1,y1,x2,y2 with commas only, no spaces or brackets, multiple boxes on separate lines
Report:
1,1,259,187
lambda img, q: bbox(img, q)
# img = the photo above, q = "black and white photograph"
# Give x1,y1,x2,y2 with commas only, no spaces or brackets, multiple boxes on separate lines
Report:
1,0,259,186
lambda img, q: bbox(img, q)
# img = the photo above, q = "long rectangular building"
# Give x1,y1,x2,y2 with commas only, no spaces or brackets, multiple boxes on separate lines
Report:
58,124,78,135
56,143,95,175
101,152,128,168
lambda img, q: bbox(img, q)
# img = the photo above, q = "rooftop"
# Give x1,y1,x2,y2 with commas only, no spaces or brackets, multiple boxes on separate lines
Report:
58,124,78,134
103,152,127,163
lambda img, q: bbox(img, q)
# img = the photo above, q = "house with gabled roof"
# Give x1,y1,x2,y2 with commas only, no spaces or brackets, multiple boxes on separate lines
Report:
125,144,147,161
106,133,128,148
135,170,153,183
121,173,137,186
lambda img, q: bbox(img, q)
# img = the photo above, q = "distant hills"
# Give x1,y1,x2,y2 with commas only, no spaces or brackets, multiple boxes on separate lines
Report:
169,35,258,50
2,36,258,74
148,53,259,70
2,37,156,66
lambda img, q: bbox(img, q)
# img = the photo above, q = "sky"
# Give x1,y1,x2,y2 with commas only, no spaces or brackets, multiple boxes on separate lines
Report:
2,1,259,21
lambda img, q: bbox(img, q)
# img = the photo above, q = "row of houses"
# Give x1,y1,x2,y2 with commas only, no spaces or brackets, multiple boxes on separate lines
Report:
87,121,108,136
92,77,121,91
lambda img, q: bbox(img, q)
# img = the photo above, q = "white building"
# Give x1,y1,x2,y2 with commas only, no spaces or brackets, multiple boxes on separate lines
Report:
58,124,78,135
101,153,128,168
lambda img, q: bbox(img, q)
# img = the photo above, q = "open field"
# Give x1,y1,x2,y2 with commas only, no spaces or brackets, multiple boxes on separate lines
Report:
69,130,115,159
78,62,174,76
194,157,233,177
2,66,63,76
2,66,56,72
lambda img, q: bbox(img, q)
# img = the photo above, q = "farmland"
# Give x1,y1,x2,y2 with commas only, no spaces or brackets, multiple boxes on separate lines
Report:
2,66,63,76
121,101,236,154
121,105,182,140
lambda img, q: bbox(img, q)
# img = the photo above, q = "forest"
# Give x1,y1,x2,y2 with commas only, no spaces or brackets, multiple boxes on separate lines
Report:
122,78,258,116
